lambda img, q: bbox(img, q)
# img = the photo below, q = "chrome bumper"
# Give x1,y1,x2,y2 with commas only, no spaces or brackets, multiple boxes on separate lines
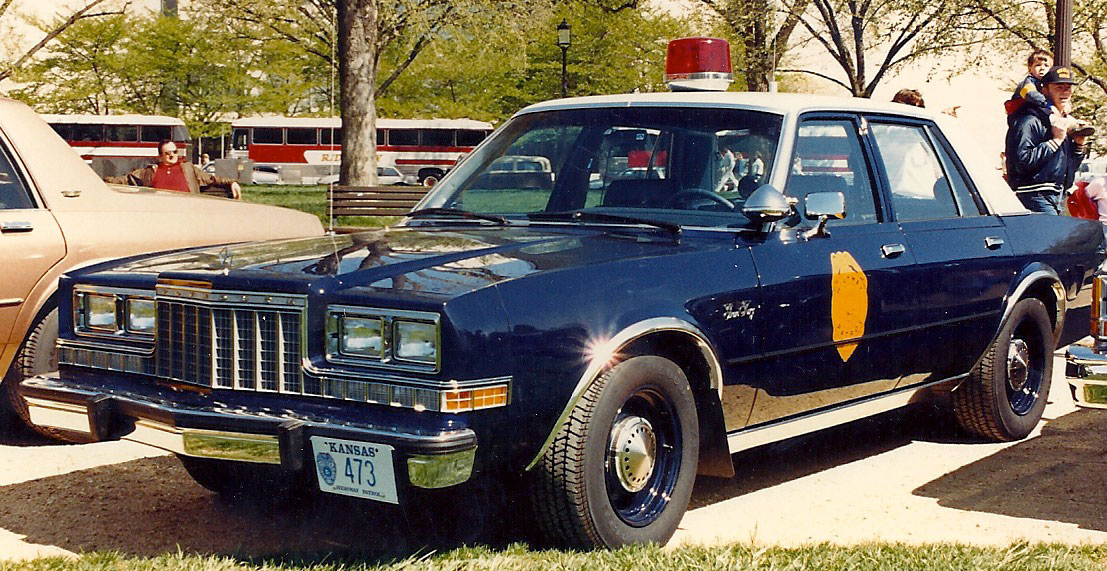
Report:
1065,345,1107,409
21,374,477,490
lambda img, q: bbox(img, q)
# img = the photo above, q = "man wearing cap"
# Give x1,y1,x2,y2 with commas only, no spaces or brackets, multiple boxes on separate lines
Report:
1005,65,1090,214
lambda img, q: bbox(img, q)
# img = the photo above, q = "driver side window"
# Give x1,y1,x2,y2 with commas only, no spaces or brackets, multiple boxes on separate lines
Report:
787,119,879,226
0,142,33,210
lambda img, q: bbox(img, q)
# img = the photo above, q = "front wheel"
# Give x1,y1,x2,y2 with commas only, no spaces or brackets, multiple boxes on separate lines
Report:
1,308,82,441
530,355,699,549
952,297,1053,441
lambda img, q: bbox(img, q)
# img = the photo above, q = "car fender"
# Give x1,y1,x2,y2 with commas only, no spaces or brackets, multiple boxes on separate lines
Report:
523,315,733,477
1002,263,1066,344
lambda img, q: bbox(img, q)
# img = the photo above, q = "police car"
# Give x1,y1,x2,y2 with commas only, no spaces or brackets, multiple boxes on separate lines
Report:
19,38,1105,549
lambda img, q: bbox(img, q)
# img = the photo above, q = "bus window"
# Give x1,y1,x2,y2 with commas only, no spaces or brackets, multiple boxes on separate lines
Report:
106,125,138,142
421,129,453,147
287,128,318,145
253,128,283,145
322,128,344,146
141,125,171,142
50,123,73,139
376,129,383,144
71,124,104,142
232,128,250,150
456,129,488,147
389,129,418,146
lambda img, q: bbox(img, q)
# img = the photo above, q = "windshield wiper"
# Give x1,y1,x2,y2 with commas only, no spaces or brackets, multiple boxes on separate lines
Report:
528,210,682,236
407,207,510,225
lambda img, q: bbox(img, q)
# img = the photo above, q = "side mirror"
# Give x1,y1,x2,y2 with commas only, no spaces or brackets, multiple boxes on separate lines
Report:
803,191,845,239
742,184,791,224
804,191,845,220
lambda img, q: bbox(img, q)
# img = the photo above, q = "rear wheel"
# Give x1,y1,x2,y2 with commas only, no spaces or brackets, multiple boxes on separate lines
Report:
952,298,1053,441
530,355,699,549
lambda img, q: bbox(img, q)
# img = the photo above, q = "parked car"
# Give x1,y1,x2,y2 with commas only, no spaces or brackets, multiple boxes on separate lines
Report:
318,166,414,186
252,165,281,184
0,98,325,435
473,154,554,190
19,91,1104,549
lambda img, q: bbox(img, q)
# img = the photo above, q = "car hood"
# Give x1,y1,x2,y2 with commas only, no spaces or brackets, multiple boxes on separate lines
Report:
107,225,719,299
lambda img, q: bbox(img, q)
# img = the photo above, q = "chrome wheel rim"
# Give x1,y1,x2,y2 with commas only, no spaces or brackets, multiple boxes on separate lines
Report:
1007,338,1030,393
609,416,657,493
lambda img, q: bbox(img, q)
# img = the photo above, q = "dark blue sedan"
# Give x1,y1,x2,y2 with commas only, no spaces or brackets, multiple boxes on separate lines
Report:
18,93,1105,549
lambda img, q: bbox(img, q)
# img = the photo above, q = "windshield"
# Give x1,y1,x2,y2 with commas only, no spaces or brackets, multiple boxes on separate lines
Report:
418,107,783,227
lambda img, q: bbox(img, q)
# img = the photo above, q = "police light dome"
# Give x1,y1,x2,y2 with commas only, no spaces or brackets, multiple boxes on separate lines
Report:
664,37,733,92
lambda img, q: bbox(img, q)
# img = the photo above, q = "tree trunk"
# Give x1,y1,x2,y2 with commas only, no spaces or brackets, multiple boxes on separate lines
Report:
338,0,378,186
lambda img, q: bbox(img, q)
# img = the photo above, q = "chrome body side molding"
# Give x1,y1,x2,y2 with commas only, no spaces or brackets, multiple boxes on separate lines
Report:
726,376,960,454
525,316,723,471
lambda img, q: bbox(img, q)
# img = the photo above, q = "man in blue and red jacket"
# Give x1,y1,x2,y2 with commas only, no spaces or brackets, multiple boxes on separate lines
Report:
1005,65,1088,214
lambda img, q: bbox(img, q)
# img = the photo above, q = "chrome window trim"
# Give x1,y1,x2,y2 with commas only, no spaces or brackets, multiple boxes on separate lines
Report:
525,316,722,471
326,305,441,373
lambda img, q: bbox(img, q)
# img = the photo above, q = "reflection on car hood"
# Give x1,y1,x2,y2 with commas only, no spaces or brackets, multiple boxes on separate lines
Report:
108,226,714,298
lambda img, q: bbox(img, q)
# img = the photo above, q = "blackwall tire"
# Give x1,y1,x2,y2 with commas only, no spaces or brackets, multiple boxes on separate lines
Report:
530,355,699,549
952,298,1053,441
0,308,85,442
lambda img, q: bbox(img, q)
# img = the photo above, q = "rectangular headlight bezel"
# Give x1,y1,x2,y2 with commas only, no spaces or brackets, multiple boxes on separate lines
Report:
124,297,157,336
326,306,440,373
73,286,156,342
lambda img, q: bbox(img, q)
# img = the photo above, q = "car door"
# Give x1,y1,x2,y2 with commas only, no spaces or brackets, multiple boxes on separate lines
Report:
0,138,64,353
865,118,1016,383
745,115,920,426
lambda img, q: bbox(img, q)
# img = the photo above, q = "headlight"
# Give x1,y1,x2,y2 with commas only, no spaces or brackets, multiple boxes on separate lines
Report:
74,288,156,340
394,320,438,364
83,293,118,331
327,306,440,371
125,298,156,335
340,316,383,358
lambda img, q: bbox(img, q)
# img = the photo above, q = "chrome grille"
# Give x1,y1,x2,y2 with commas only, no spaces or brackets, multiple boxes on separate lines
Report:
155,289,305,392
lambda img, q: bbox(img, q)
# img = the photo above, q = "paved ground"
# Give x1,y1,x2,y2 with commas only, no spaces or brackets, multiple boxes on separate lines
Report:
2,352,1106,561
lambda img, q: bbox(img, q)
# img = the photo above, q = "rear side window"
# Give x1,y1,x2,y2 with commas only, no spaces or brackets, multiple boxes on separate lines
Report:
0,143,34,210
286,128,317,145
105,125,138,142
141,125,171,142
421,129,454,147
929,127,984,216
787,119,879,225
70,124,103,142
870,123,959,221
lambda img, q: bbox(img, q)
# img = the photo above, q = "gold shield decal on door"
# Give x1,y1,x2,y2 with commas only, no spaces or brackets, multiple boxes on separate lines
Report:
830,251,868,361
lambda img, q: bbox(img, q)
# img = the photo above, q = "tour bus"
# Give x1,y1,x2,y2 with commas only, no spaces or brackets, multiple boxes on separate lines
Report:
41,113,190,178
229,116,494,184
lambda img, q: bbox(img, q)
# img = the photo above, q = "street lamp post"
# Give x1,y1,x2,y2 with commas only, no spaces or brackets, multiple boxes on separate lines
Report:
557,19,571,98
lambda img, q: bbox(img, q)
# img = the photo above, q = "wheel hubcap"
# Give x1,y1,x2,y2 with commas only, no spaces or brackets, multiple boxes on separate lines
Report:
1007,338,1030,393
609,416,657,493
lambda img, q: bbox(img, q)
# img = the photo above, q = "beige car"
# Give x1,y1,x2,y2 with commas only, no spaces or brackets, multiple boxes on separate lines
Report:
0,98,324,432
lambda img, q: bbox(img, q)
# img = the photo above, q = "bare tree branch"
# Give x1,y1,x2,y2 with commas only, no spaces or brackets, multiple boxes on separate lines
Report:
0,0,126,82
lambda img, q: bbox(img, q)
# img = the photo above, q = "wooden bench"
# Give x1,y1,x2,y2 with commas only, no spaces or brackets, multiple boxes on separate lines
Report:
327,185,430,217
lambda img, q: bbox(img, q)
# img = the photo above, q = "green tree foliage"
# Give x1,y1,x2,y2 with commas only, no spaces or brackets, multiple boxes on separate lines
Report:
378,1,691,121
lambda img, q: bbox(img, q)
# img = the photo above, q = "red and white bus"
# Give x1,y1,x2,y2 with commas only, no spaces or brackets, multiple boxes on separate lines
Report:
41,114,190,178
229,116,494,184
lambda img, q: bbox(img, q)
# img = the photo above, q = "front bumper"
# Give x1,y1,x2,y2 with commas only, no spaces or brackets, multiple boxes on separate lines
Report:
1065,345,1107,408
20,373,478,492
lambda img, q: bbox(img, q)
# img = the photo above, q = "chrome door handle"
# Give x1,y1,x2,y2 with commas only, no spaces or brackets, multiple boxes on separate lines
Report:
0,221,32,233
985,236,1005,250
881,243,906,258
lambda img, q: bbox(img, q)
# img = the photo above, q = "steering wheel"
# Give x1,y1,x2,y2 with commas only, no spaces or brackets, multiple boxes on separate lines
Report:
664,188,735,211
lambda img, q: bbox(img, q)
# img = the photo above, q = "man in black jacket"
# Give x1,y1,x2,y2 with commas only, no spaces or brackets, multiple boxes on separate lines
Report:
1005,66,1088,214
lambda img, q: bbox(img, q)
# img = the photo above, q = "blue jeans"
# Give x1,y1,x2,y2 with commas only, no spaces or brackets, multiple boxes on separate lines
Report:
1018,191,1061,215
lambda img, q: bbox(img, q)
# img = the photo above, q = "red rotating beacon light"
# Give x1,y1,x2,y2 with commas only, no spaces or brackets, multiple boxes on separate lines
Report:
664,37,733,92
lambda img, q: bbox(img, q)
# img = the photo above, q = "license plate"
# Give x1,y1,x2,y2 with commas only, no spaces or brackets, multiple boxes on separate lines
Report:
309,436,398,504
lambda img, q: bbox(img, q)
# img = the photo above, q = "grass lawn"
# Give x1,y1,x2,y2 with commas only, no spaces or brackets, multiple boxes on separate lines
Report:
5,543,1107,570
241,184,399,228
